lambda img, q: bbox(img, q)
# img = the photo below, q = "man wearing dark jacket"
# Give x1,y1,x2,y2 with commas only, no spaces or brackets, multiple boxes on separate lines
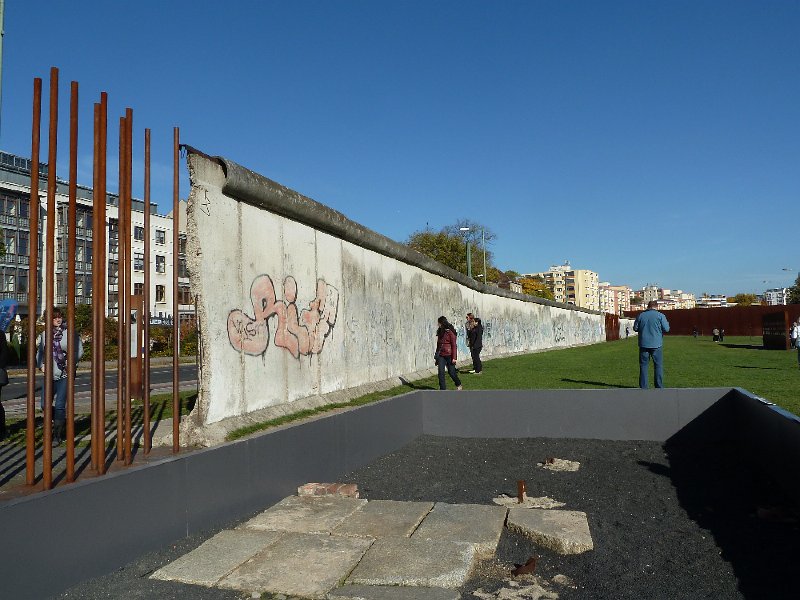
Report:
466,313,484,374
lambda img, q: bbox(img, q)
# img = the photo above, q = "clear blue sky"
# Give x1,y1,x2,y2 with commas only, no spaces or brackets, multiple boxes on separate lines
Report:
1,1,798,297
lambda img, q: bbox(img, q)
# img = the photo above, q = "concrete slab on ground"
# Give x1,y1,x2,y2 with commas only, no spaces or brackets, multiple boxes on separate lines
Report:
333,500,434,539
346,537,477,589
217,532,373,599
239,495,367,534
412,502,507,556
150,529,284,586
507,508,593,554
327,584,461,600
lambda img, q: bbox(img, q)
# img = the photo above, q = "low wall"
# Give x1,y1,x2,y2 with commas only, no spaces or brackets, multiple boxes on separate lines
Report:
2,387,797,599
186,150,631,437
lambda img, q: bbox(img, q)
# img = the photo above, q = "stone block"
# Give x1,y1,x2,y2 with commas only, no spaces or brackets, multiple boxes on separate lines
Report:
346,537,477,589
507,508,593,554
239,494,366,534
150,529,283,586
333,500,433,538
218,532,373,598
412,502,507,556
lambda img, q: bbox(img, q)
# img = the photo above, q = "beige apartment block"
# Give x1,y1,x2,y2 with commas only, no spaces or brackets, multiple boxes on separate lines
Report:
526,263,599,311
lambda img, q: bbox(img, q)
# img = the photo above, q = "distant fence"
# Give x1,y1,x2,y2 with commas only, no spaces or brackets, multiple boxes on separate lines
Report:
626,305,800,338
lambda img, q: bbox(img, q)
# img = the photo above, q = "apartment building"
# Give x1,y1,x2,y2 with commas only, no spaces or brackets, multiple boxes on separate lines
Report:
632,286,696,310
599,282,632,316
526,262,599,310
696,294,728,308
764,287,788,306
0,150,192,324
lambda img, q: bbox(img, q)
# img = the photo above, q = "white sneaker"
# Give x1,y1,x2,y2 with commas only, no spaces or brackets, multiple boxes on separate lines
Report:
456,385,463,390
468,370,476,374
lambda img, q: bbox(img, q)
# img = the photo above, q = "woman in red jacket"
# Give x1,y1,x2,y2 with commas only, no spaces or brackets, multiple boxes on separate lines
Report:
435,316,463,390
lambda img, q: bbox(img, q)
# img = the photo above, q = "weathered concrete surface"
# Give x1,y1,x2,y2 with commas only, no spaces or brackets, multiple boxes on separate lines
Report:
333,500,433,538
413,503,508,556
346,537,477,589
150,529,283,586
507,508,594,554
217,532,373,598
328,584,461,600
239,495,367,534
184,151,631,439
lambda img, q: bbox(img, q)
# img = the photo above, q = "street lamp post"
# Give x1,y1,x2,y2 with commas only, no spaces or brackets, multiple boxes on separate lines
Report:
460,226,486,281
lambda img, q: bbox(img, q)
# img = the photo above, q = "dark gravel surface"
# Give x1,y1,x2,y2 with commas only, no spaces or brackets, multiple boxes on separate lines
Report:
57,435,800,599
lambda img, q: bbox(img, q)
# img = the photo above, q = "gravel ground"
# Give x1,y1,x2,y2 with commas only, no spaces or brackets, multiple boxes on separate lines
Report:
58,435,799,599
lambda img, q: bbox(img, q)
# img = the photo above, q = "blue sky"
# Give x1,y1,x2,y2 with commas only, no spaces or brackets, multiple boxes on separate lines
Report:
1,1,798,296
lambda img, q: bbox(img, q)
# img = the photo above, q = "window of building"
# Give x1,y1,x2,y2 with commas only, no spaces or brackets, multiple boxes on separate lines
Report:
134,282,144,296
155,255,166,273
3,274,14,292
4,231,15,255
155,229,165,245
155,285,165,303
134,226,145,241
18,273,28,294
178,284,192,305
76,280,83,296
178,234,186,254
178,257,188,278
19,200,29,219
18,232,28,256
134,253,144,272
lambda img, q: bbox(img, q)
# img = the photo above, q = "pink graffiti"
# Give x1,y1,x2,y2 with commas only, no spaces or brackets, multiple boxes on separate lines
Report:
227,274,339,358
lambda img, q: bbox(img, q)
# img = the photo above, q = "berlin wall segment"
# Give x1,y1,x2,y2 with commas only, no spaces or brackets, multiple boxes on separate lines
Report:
185,149,616,442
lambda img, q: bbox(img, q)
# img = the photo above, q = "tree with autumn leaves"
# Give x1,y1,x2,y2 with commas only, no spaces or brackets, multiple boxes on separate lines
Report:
405,220,553,300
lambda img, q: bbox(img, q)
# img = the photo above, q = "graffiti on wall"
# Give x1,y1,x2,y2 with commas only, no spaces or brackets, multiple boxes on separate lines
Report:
227,274,339,359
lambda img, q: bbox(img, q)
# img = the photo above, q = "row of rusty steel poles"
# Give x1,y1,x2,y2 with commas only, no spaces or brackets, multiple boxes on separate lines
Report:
24,67,182,490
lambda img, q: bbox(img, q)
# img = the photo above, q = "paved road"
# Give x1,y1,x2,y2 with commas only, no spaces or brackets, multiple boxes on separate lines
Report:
1,364,198,418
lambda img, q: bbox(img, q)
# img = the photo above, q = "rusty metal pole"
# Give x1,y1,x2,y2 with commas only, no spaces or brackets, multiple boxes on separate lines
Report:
96,93,108,473
90,101,100,473
66,80,78,482
143,129,151,454
172,127,180,453
26,77,42,486
116,116,125,461
43,66,59,490
123,108,133,465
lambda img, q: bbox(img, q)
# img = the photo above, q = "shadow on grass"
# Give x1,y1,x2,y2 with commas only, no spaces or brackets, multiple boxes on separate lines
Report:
398,377,436,390
721,343,765,350
561,378,636,389
734,365,779,370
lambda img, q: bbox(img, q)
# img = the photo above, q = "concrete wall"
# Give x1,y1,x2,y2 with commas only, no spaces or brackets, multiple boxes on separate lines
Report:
3,387,796,599
185,150,630,432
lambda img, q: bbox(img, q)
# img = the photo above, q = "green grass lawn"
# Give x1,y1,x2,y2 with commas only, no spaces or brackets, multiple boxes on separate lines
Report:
227,335,800,440
435,335,799,415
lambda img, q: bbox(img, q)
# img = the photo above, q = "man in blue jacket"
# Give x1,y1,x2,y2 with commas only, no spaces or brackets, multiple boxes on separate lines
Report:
633,300,670,389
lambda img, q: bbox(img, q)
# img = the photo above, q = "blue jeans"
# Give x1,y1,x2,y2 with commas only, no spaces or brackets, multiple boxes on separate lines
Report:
41,377,68,421
437,355,461,390
639,346,664,389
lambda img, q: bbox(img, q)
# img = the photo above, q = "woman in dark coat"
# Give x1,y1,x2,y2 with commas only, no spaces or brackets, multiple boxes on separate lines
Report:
435,316,462,391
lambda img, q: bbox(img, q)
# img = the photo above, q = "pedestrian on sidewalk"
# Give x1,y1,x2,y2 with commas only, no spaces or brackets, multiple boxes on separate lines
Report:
466,313,484,374
633,300,670,389
0,329,8,440
435,316,462,390
35,307,83,446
